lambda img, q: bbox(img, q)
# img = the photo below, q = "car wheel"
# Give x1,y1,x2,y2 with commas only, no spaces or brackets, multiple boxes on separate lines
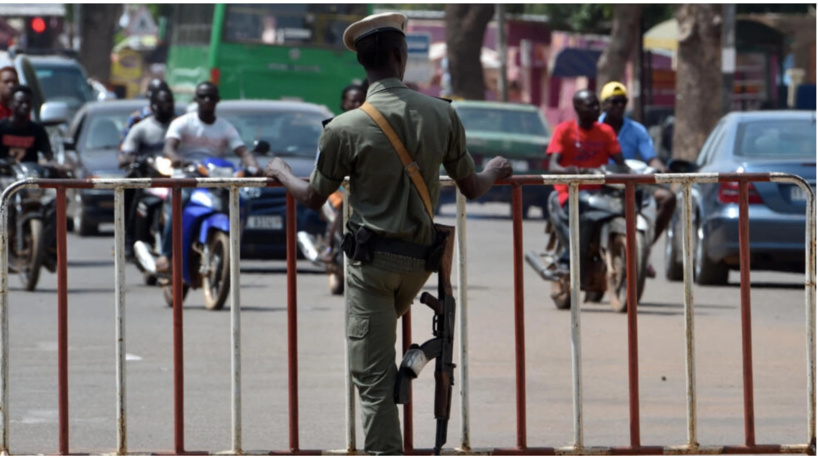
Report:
664,222,684,281
694,221,728,285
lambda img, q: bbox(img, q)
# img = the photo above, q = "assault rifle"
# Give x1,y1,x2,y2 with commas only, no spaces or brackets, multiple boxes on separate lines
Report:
394,225,456,455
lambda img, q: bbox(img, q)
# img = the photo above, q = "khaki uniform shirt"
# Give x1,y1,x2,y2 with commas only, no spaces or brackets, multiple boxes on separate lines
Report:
310,78,475,246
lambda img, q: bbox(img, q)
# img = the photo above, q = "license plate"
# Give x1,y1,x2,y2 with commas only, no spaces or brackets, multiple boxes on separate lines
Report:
246,215,283,230
509,159,529,172
790,186,807,202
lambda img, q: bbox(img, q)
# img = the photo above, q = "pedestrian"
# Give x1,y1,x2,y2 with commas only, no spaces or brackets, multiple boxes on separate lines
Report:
599,81,676,248
547,88,628,273
0,67,20,120
156,81,261,273
264,12,511,454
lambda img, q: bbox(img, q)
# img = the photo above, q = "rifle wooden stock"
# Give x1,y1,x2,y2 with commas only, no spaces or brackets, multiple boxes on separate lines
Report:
434,370,452,418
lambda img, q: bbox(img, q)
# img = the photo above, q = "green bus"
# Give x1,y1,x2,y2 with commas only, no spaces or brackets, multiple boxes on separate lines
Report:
166,4,371,112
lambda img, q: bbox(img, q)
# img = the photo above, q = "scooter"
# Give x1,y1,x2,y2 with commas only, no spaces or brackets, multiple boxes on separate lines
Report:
525,160,657,312
0,159,66,291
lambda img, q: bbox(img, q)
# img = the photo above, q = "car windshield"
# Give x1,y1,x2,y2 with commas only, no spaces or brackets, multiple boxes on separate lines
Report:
734,119,816,159
455,106,550,137
82,109,132,153
220,110,326,158
33,64,94,109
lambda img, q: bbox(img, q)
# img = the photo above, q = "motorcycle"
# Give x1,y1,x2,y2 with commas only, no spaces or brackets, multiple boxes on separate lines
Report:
128,154,173,286
135,142,268,311
296,196,345,295
0,159,66,291
525,160,658,312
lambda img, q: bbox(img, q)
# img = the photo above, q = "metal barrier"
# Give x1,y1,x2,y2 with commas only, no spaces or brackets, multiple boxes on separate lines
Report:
0,173,813,455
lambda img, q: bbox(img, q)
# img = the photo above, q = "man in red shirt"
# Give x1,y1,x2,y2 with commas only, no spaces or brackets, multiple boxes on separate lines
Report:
0,67,19,120
546,89,628,272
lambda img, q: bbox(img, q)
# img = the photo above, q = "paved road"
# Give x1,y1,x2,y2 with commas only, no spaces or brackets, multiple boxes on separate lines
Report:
3,203,812,454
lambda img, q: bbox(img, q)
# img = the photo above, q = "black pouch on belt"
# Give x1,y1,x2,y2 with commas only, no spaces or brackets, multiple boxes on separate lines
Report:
342,225,375,263
424,225,449,272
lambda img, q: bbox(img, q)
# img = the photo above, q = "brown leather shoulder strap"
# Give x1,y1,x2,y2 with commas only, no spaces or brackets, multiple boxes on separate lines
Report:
359,101,434,221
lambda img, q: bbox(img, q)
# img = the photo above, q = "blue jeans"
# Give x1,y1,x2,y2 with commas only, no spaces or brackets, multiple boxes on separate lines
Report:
160,188,192,258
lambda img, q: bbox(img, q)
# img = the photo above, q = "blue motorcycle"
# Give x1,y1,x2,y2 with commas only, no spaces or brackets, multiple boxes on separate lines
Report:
135,142,268,311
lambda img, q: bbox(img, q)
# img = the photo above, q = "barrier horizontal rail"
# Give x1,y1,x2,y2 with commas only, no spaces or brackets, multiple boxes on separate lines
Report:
0,172,813,455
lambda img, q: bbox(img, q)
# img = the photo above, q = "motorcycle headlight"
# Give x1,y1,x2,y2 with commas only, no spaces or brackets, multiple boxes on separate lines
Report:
240,187,262,200
154,157,173,177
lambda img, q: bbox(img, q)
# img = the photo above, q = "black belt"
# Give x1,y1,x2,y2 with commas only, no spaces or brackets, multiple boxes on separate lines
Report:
370,236,432,260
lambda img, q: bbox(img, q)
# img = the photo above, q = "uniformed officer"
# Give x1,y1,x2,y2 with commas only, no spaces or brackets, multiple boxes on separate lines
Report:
264,12,512,455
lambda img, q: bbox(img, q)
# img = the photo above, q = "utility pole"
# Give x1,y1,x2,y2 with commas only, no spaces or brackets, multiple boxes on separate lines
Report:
721,4,736,114
496,3,508,102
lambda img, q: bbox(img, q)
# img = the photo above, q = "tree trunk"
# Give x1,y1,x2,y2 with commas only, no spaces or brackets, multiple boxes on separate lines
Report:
78,4,122,83
445,4,495,100
672,4,722,161
597,4,642,85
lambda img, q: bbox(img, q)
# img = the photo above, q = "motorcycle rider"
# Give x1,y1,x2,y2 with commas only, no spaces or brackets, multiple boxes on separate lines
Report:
156,81,261,273
0,85,58,165
120,78,171,144
119,87,176,259
0,66,20,120
0,85,68,270
318,83,367,263
547,89,628,275
599,81,676,246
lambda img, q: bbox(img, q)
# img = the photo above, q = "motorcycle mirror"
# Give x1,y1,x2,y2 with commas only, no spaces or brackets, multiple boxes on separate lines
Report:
252,140,271,155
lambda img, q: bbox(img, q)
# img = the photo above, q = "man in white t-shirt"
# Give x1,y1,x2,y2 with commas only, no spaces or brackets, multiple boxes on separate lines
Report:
157,81,261,272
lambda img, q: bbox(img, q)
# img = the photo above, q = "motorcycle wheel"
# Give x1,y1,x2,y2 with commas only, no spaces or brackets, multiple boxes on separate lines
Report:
18,218,43,292
664,223,684,282
163,283,189,308
606,233,647,313
203,231,230,311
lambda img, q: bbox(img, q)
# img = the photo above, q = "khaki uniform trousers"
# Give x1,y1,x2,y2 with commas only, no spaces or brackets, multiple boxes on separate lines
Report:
346,252,431,455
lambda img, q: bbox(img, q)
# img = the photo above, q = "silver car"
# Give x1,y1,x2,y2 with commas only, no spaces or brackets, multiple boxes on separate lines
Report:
664,110,816,285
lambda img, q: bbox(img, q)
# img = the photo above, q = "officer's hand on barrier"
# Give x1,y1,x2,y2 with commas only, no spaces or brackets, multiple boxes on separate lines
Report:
264,157,293,181
485,156,512,180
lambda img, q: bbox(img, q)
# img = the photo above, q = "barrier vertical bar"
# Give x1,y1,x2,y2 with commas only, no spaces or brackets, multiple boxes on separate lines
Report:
681,184,698,448
0,185,10,454
229,187,242,454
738,180,756,446
802,181,816,450
455,188,470,452
402,312,413,454
511,185,527,450
625,184,641,447
568,182,583,450
285,193,299,452
343,186,356,452
172,187,184,454
57,187,68,455
114,187,127,455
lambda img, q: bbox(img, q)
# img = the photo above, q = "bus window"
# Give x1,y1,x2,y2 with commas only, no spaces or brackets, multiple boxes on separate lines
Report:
224,4,368,48
173,4,215,45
